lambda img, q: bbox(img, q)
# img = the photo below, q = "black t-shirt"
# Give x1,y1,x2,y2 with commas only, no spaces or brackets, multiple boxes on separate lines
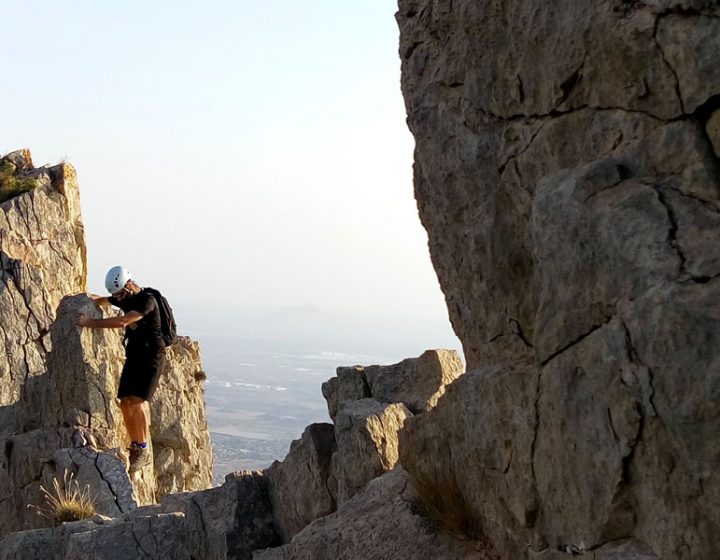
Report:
108,289,164,348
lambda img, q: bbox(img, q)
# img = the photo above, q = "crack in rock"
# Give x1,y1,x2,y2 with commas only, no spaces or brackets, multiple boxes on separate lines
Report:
498,119,550,175
93,451,123,512
621,321,658,416
554,54,587,111
652,185,688,278
509,317,534,348
653,15,686,114
540,316,614,367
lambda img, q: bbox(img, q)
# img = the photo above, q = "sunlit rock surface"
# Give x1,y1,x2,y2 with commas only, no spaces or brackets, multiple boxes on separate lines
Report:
396,1,720,557
0,150,86,406
0,151,212,538
321,349,464,419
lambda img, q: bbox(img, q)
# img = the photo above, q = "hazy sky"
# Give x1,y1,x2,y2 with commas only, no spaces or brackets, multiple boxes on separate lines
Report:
2,1,450,323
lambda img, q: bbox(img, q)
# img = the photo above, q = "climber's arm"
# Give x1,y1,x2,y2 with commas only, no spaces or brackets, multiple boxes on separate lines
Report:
89,293,110,307
74,311,143,329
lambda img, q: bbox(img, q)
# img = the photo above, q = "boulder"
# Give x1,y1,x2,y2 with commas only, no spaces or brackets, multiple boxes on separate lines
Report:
399,361,541,558
161,471,280,560
0,512,190,560
364,349,464,413
332,399,412,504
321,349,463,419
51,446,137,518
321,366,368,421
265,423,336,542
61,513,189,560
253,469,483,560
150,336,213,499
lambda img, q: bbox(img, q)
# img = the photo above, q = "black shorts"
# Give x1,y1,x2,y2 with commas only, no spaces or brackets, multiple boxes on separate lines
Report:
117,342,166,401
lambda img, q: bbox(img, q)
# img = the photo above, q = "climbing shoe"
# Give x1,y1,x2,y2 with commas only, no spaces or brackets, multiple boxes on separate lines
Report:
128,443,151,473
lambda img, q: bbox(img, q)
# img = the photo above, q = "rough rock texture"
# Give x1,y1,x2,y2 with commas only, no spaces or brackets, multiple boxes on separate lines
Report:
0,151,212,538
0,471,280,560
332,399,412,504
161,471,281,560
253,469,483,560
52,446,137,518
258,350,455,553
321,366,368,421
0,512,190,560
400,361,543,556
364,349,464,412
321,349,463,419
265,424,337,543
0,296,154,536
150,336,213,499
0,151,86,406
398,2,720,558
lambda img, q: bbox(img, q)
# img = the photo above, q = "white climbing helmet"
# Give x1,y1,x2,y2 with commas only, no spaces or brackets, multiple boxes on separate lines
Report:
105,265,132,294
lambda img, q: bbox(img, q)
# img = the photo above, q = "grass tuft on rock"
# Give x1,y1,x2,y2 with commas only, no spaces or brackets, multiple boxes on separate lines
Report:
29,470,97,524
0,160,37,203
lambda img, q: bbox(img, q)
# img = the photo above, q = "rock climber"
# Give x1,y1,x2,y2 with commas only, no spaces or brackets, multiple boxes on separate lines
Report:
73,265,166,473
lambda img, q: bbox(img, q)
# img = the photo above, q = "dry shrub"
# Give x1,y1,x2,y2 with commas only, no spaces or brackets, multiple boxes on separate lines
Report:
412,469,498,558
30,470,96,524
0,160,37,203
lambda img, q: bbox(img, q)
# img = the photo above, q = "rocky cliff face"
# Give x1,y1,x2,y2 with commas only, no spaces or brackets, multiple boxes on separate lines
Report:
3,2,718,555
0,151,212,536
0,348,466,560
397,1,720,558
0,150,86,406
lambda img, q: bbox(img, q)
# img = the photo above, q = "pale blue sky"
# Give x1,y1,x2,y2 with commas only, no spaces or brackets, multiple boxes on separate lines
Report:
2,1,451,324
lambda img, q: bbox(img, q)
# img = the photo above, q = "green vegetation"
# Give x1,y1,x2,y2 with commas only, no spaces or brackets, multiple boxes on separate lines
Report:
0,160,37,204
29,470,96,524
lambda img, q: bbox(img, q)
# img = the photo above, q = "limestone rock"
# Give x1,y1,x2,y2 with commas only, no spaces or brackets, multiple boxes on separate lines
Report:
0,151,212,538
332,399,412,504
0,296,215,533
150,336,213,499
0,427,99,536
265,423,336,543
52,446,137,518
161,470,280,560
398,1,720,557
399,362,541,558
321,349,463,419
364,349,464,413
30,295,126,439
0,295,157,534
0,157,86,406
321,366,368,421
0,471,280,559
0,512,190,560
62,513,189,560
253,469,483,560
